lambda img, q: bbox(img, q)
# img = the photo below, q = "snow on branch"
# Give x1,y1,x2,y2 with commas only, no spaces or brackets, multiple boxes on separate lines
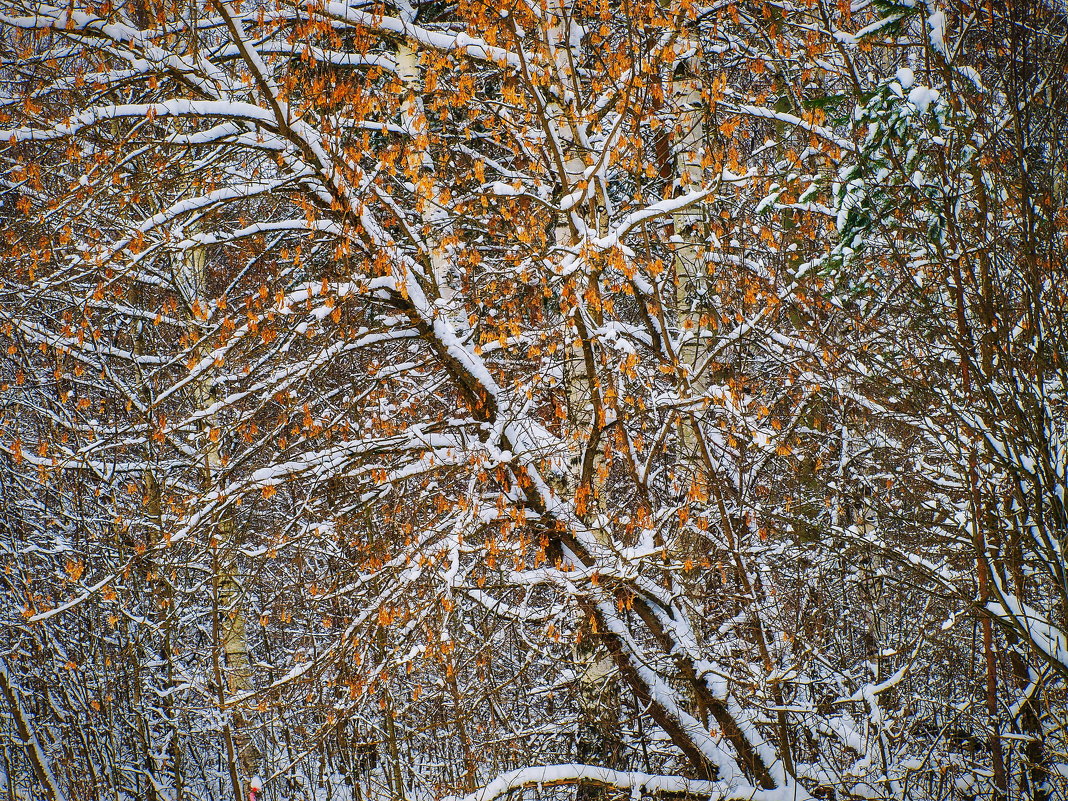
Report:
317,3,522,69
0,100,277,143
444,763,809,801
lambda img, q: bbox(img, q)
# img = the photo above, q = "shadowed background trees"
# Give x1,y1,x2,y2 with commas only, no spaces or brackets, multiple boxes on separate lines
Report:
1,0,1066,800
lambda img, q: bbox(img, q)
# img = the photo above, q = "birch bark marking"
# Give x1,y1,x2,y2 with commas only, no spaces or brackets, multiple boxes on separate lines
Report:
669,67,707,385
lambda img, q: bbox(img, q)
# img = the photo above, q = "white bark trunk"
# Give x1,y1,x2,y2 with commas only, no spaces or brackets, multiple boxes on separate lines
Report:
177,246,260,785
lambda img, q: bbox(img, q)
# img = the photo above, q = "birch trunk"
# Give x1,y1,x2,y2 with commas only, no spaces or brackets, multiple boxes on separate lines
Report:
396,38,454,305
667,68,798,781
537,1,624,780
176,246,260,793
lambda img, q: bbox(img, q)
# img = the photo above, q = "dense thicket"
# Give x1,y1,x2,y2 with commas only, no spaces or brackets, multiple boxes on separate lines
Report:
1,0,1066,800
